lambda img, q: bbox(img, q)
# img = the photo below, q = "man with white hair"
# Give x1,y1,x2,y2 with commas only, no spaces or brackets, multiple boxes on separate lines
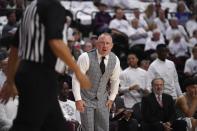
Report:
72,33,121,131
145,29,165,52
168,31,188,58
166,17,188,41
141,78,187,131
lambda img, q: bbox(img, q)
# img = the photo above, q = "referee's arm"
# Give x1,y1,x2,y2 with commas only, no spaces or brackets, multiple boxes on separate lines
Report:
0,46,19,104
49,39,91,89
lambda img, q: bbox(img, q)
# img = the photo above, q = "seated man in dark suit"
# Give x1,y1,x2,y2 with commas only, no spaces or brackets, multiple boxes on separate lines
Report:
141,78,186,131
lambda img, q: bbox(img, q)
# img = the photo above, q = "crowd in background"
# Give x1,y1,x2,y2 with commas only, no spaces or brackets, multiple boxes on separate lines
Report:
0,0,197,131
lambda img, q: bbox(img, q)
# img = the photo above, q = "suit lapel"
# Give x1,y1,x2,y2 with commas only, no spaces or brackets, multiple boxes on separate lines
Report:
161,94,166,108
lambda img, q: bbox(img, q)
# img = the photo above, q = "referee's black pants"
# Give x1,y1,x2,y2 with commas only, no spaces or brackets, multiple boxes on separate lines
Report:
9,61,67,131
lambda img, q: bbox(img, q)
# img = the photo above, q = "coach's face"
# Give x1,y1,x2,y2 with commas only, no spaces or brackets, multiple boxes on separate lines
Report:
96,34,113,56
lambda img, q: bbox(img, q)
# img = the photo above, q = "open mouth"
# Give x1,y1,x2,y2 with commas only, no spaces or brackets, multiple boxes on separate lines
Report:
102,49,107,52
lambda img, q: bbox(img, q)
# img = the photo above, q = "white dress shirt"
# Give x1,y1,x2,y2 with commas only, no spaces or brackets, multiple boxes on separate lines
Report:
168,38,188,58
165,25,188,41
154,18,170,36
0,70,6,89
129,27,147,46
185,20,197,37
189,37,197,47
147,58,182,99
119,67,147,108
144,37,165,51
184,57,197,76
109,18,131,36
131,16,148,29
72,50,121,101
0,97,18,131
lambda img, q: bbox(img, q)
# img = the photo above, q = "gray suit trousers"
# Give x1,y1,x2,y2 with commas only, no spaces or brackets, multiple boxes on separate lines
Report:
80,103,109,131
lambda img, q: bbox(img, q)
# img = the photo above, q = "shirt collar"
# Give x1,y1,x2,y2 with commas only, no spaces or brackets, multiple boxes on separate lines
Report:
155,93,162,99
96,49,109,60
128,67,138,70
156,58,166,63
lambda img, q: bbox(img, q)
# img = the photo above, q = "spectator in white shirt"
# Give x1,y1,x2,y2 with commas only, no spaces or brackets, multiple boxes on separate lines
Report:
59,82,81,123
145,29,165,52
185,14,197,37
129,18,148,47
147,44,182,100
146,22,161,39
154,9,170,36
119,52,148,109
189,30,197,54
0,97,18,131
184,45,197,77
109,7,130,36
168,32,188,58
0,55,18,131
0,51,7,88
143,3,156,26
133,8,148,30
166,18,188,41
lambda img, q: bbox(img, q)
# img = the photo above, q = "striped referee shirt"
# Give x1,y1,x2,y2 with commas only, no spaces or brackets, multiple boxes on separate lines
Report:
12,0,67,69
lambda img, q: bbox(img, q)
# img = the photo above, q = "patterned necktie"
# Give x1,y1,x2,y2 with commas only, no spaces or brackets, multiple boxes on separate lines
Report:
100,57,105,74
157,95,163,107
